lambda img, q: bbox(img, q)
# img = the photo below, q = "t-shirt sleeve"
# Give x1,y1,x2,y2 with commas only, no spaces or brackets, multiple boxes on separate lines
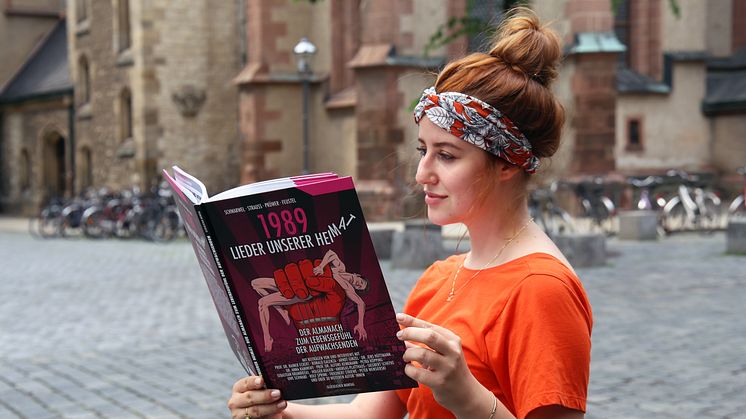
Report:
486,273,592,419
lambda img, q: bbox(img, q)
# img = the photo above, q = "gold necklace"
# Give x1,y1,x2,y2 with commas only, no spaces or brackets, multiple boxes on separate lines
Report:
445,218,533,302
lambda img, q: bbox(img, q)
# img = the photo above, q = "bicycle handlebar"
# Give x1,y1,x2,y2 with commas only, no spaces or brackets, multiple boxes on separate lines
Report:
627,176,663,188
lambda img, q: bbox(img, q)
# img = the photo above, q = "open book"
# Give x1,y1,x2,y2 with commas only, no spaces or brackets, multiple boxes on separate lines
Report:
163,166,416,400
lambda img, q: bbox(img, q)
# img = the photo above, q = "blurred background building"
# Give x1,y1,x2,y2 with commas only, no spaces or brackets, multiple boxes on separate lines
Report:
1,0,745,219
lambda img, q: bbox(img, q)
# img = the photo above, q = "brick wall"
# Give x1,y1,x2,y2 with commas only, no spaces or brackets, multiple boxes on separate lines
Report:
565,0,614,33
629,0,662,79
571,54,618,173
734,0,746,51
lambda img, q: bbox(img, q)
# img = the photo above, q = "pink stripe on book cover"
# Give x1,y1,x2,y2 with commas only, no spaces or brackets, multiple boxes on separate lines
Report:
162,169,189,201
296,176,354,196
289,172,337,181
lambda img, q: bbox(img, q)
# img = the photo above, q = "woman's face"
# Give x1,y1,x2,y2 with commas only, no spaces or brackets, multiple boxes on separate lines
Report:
415,117,492,226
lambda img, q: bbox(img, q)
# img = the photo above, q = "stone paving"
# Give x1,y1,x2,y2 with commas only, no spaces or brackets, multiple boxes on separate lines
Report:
0,219,744,418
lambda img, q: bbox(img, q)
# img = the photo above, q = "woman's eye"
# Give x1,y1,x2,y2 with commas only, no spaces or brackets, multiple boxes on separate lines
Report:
438,152,454,161
416,146,426,157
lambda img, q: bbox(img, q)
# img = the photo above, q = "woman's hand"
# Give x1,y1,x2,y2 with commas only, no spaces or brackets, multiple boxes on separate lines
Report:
396,313,491,416
228,376,287,419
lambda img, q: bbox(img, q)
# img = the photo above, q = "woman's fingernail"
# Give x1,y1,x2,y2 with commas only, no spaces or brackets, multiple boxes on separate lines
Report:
270,390,281,398
277,400,287,409
396,330,403,339
396,313,405,321
254,377,262,386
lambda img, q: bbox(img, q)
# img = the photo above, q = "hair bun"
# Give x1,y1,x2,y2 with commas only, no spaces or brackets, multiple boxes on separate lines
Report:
488,7,561,86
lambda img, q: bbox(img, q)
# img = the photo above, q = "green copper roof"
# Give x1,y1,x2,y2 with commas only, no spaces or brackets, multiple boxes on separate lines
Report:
567,32,626,55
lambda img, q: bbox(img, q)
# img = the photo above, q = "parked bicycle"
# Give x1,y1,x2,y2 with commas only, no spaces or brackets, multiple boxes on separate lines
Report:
626,175,668,237
727,166,746,219
661,170,724,233
628,175,667,211
528,181,575,237
573,176,618,235
32,181,183,241
29,196,65,238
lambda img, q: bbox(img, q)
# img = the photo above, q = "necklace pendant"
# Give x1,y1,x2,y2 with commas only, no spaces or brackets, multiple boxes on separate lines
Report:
446,293,454,302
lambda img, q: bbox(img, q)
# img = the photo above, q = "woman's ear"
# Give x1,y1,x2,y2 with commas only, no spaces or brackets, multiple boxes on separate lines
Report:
497,160,522,181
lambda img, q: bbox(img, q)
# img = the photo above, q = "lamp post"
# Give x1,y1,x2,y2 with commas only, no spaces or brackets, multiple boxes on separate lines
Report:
293,37,317,174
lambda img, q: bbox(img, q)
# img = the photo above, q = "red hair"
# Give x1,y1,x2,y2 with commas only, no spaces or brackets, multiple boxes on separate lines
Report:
434,7,564,161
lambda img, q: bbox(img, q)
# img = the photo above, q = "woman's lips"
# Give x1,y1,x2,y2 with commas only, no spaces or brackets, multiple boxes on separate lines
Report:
424,191,447,205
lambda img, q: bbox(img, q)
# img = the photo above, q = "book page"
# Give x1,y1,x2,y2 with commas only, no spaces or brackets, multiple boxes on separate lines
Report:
207,173,338,202
171,166,208,204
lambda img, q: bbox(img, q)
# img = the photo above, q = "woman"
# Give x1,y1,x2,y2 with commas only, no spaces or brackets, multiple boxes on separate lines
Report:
228,7,592,419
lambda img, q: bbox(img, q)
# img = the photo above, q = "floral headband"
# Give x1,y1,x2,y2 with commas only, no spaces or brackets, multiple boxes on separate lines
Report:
413,86,540,173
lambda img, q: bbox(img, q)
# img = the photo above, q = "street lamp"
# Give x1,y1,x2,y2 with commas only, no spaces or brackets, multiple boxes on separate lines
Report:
293,37,317,174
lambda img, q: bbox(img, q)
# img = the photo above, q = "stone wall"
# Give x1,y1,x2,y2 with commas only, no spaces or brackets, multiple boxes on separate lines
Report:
67,0,241,194
0,100,70,214
706,0,734,57
68,0,136,190
615,62,709,172
148,0,241,194
712,115,746,177
663,0,708,52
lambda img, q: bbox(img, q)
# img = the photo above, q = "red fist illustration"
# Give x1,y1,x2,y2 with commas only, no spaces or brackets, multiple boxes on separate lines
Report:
273,259,346,328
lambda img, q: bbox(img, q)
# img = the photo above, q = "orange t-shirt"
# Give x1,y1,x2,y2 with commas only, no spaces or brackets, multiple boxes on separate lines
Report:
396,253,593,419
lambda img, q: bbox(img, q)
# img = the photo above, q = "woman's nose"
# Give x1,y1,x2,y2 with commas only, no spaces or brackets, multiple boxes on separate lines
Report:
415,156,436,185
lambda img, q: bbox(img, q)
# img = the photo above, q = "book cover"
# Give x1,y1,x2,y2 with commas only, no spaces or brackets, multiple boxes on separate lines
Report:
164,166,416,400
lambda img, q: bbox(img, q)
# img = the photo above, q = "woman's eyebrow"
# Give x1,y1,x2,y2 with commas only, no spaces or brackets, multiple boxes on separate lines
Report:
417,138,463,151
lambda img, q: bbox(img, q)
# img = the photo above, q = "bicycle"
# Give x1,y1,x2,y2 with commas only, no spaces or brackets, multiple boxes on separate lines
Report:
528,181,575,237
727,166,746,219
573,177,617,235
661,170,723,233
627,175,668,237
31,196,65,238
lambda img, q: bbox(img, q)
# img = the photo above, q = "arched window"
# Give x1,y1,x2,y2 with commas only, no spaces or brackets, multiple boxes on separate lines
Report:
79,146,93,190
78,55,90,106
117,0,131,52
120,88,132,141
20,149,31,192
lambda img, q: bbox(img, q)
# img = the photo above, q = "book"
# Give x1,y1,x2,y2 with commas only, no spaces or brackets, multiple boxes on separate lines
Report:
163,166,417,400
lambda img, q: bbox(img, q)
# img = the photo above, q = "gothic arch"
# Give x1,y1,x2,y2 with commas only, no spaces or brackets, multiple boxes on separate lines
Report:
39,126,70,199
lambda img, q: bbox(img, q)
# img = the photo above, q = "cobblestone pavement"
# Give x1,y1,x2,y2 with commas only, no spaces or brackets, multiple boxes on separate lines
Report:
0,223,744,418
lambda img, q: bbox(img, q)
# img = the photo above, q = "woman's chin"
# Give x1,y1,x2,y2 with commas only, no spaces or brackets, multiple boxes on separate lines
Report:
426,210,454,226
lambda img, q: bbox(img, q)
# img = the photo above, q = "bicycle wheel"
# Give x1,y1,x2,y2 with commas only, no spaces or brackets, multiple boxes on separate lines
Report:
148,209,180,242
82,209,106,239
698,195,724,232
728,195,746,220
38,209,61,238
599,196,617,236
544,207,575,237
662,198,687,233
28,216,39,238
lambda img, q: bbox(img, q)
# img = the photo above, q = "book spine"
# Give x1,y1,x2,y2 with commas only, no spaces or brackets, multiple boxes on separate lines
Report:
195,205,264,377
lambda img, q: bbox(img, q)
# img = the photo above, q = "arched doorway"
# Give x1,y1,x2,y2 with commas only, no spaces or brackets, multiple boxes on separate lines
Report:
43,131,68,198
